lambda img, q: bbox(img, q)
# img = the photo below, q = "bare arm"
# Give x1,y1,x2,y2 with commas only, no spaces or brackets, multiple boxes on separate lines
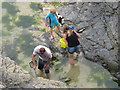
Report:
63,33,68,46
44,18,48,26
45,58,51,66
73,30,80,38
32,54,36,70
44,58,52,69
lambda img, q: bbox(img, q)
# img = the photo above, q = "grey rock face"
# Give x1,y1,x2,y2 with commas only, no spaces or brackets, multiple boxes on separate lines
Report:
0,57,67,88
58,2,119,77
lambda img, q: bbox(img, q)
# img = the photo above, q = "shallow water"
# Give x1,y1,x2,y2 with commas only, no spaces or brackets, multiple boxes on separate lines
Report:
50,53,118,88
2,22,118,88
1,2,119,88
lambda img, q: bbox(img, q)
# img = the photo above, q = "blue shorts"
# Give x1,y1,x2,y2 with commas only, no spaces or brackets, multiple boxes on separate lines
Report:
68,45,80,54
49,20,59,28
45,12,59,28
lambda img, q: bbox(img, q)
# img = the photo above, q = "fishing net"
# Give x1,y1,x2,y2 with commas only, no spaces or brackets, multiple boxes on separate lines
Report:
29,60,37,68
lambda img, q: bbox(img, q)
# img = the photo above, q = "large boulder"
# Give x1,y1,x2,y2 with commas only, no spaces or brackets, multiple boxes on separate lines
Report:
58,2,119,78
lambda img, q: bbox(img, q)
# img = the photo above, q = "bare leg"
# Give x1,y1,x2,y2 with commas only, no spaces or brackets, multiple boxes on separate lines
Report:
77,49,80,53
56,25,61,32
46,73,50,79
76,49,80,60
38,69,44,77
44,65,50,79
69,53,74,65
50,27,54,39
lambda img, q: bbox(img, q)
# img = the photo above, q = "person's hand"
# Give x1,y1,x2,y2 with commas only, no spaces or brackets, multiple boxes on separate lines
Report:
44,64,49,69
33,65,36,70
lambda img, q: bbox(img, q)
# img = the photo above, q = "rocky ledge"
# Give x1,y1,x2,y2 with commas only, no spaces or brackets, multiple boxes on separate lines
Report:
0,56,67,88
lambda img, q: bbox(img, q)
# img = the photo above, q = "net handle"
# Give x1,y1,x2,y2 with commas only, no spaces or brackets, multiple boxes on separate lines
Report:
29,60,37,68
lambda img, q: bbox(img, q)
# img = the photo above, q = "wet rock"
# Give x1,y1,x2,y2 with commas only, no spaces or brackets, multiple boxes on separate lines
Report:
116,73,120,80
64,78,71,83
59,76,71,83
58,2,119,80
55,68,59,71
0,81,6,88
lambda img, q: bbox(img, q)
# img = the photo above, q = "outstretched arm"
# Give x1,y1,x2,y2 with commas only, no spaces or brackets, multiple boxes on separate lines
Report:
32,54,36,70
44,18,48,26
44,13,50,26
73,30,80,38
44,58,51,69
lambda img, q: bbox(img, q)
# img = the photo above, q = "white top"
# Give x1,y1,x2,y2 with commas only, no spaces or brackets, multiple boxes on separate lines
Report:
33,45,52,61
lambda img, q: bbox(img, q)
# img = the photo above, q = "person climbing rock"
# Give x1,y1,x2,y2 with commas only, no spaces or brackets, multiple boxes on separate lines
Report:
32,45,52,79
44,7,61,40
62,24,80,65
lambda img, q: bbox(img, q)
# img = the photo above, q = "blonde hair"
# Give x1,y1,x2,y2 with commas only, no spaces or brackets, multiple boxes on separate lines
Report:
50,7,56,13
63,24,70,33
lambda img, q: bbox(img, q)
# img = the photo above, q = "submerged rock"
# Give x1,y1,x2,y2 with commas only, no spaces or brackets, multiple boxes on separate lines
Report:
59,76,71,83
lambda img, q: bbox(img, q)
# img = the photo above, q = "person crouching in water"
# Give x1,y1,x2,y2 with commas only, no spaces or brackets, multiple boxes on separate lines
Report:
44,7,61,40
32,45,52,79
62,24,80,65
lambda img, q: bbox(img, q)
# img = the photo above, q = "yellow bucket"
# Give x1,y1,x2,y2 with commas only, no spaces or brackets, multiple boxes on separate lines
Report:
59,38,67,48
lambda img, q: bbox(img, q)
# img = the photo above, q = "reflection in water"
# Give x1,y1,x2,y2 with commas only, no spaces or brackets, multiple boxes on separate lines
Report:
87,67,118,88
66,63,80,83
51,54,118,88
